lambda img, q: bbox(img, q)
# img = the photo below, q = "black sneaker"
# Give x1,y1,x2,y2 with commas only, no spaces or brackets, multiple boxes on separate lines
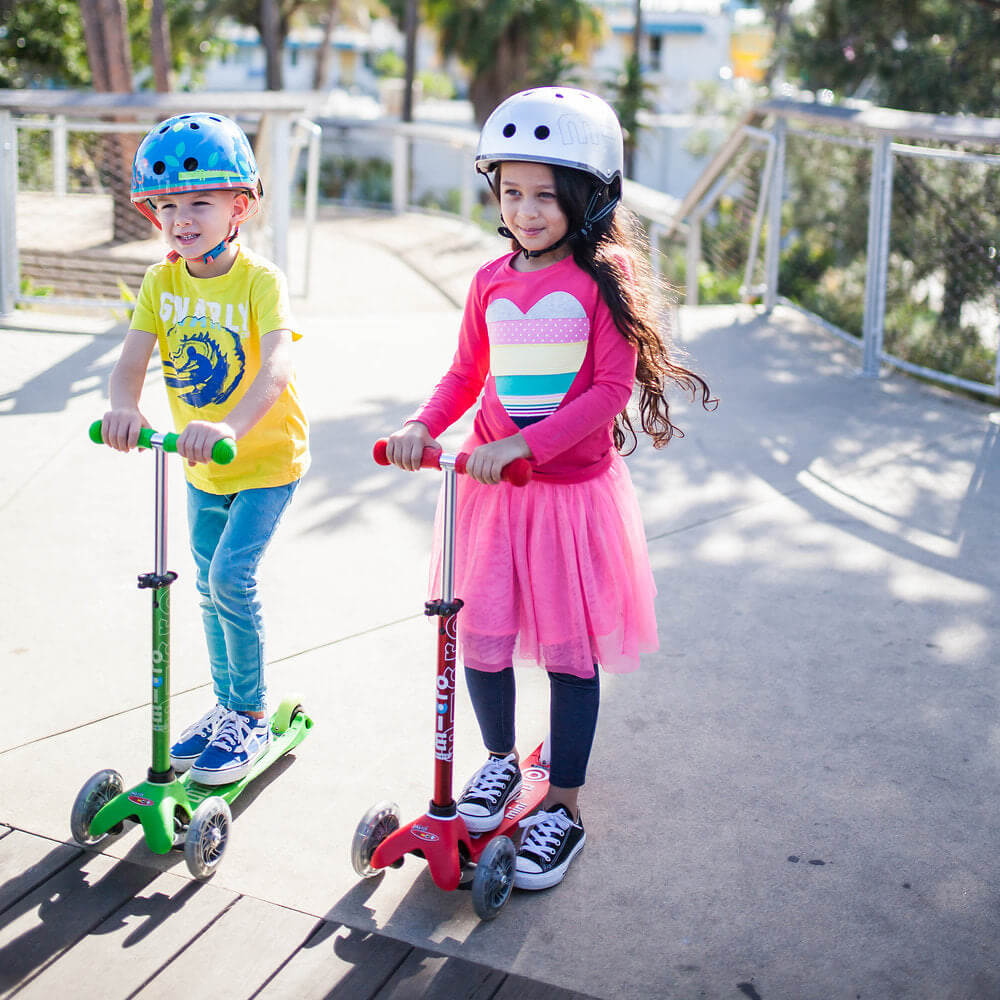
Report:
457,753,522,833
514,804,586,890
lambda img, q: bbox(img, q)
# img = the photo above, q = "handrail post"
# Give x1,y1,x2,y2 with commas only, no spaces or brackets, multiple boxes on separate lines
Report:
685,214,701,307
53,114,68,196
460,152,473,221
861,134,894,377
392,131,409,214
0,111,18,317
267,111,292,274
763,116,786,312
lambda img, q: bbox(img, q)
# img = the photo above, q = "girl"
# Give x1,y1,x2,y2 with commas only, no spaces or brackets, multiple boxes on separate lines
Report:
385,87,714,890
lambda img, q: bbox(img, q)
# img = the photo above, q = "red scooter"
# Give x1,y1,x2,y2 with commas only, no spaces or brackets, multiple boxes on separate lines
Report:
351,440,550,920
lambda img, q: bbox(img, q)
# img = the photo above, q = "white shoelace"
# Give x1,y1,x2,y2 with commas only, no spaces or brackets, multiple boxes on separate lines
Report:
462,755,517,804
177,703,229,742
518,808,575,860
208,711,264,755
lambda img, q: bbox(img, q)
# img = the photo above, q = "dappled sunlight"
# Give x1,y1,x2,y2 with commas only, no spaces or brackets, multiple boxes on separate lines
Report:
927,620,991,663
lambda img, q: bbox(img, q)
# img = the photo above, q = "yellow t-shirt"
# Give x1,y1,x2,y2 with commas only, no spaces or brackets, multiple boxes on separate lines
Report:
131,246,310,494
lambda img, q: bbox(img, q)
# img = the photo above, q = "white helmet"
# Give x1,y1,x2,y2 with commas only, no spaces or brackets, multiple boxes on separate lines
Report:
475,87,624,186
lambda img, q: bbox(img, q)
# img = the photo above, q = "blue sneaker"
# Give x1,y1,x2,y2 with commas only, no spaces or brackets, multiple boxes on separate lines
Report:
169,703,229,773
188,710,271,786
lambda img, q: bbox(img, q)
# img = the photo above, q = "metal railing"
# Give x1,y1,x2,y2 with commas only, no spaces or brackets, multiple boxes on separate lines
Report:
668,99,1000,398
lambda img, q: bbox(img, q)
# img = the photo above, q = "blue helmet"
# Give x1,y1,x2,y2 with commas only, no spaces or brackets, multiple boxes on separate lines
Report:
131,113,263,227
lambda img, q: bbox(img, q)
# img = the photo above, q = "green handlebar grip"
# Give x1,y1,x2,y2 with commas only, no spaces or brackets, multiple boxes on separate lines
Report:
89,420,236,465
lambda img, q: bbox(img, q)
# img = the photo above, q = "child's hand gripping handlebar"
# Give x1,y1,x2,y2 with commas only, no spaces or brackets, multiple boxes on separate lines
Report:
89,420,237,465
373,439,532,486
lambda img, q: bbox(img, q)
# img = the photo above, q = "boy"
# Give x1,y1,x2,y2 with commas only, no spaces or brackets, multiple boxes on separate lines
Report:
102,113,309,785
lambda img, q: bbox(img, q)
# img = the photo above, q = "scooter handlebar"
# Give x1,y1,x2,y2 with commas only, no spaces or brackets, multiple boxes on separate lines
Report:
373,439,532,487
89,420,237,465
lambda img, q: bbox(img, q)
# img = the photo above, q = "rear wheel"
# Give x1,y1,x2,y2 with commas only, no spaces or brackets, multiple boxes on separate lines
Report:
472,836,516,920
271,697,305,735
184,797,231,879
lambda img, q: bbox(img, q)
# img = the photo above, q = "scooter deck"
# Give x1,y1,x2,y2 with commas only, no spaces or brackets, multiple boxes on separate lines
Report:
370,741,550,890
469,742,550,848
88,709,313,854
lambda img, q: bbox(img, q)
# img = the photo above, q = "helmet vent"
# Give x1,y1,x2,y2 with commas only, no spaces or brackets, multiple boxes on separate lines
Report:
184,157,199,171
158,126,169,134
534,126,550,140
190,122,200,130
153,161,166,175
503,123,516,137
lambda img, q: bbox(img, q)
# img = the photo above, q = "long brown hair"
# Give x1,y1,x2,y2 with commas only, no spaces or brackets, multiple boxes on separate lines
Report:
499,163,717,452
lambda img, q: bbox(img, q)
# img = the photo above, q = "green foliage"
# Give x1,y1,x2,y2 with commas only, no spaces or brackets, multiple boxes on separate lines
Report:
784,0,1000,115
423,0,601,122
315,154,393,205
418,69,455,101
0,0,228,90
373,49,406,78
606,53,655,169
0,0,90,87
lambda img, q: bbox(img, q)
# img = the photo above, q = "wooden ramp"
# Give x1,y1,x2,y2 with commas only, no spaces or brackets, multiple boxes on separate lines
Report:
0,826,596,1000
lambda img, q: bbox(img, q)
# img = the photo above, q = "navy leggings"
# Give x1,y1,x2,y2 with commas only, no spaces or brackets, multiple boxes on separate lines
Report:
464,665,600,788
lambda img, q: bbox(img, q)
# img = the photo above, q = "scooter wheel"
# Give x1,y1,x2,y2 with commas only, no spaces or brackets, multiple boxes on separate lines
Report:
184,797,232,880
70,769,124,846
472,836,516,921
271,696,305,736
351,800,400,878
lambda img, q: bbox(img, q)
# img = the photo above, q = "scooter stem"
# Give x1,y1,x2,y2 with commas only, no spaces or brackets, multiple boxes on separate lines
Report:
143,436,176,783
427,457,460,814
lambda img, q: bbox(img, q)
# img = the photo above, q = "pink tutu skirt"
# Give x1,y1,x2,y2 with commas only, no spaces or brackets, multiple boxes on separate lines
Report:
430,452,658,678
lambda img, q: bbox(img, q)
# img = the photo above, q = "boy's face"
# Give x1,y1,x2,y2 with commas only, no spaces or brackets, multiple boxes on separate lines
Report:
152,189,250,259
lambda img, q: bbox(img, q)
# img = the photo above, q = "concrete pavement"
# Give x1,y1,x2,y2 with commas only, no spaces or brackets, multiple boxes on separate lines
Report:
1,211,998,999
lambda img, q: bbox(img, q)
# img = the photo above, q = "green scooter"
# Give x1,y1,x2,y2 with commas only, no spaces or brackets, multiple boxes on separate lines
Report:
71,421,312,879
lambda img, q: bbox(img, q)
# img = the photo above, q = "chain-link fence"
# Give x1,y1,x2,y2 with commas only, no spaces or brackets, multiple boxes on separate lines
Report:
649,125,773,308
884,143,1000,391
779,127,872,341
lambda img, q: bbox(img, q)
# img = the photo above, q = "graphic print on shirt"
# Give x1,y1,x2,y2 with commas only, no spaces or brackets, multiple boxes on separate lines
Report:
485,291,589,427
164,314,245,407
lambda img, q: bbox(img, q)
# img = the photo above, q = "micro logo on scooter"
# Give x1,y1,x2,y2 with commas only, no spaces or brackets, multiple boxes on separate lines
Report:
434,663,455,762
412,824,440,843
128,793,154,807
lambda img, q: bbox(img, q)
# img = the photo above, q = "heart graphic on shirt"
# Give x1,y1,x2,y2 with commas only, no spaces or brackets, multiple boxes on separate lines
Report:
485,292,590,423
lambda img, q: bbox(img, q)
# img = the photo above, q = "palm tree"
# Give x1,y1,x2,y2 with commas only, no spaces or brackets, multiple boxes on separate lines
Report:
424,0,601,124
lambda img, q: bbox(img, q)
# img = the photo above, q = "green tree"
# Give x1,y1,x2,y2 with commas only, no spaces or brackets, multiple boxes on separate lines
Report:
0,0,228,90
421,0,601,124
783,0,1000,115
769,0,1000,385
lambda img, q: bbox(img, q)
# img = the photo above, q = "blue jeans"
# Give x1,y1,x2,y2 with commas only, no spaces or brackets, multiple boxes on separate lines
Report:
186,480,298,713
464,665,601,788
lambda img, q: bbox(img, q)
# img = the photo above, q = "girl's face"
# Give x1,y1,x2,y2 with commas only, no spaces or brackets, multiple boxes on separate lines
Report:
498,162,571,266
153,189,249,264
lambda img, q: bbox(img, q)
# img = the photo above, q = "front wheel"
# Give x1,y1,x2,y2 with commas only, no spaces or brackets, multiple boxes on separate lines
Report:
472,836,516,921
351,801,400,878
184,797,232,879
70,769,124,846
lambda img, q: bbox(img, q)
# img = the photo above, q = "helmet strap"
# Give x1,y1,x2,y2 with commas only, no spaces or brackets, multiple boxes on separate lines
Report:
164,226,240,266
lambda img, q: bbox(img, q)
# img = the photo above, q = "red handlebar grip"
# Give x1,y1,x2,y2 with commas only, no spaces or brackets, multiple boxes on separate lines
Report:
374,439,531,485
373,439,442,469
455,453,532,487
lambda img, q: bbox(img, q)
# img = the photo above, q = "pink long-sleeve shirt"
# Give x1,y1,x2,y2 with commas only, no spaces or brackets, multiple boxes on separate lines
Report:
414,251,638,483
